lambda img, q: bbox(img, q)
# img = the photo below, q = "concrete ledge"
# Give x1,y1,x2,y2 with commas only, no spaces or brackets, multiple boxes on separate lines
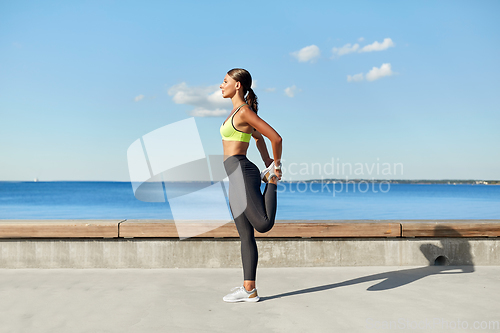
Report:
0,220,499,268
0,237,498,268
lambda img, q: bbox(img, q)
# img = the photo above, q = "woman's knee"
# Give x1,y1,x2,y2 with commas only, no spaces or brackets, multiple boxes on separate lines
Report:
254,220,274,234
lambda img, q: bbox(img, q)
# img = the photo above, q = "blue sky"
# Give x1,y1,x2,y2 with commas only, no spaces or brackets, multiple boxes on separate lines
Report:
1,0,499,181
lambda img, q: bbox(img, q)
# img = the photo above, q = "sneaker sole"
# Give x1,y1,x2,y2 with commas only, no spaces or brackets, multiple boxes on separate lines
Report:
261,172,270,183
223,296,260,303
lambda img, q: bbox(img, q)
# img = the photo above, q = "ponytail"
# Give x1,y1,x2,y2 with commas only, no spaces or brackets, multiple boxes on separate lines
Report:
245,88,259,114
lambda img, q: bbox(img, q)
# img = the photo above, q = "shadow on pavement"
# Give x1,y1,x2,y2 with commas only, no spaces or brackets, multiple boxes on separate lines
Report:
261,225,475,302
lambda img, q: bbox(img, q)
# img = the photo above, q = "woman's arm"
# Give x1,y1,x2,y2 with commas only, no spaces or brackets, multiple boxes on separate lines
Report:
252,130,273,167
241,107,283,177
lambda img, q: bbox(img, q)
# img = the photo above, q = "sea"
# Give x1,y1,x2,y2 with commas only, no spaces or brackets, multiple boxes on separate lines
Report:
0,181,499,220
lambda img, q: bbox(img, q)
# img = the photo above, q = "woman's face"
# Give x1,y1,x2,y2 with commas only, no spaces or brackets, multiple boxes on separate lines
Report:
220,74,239,98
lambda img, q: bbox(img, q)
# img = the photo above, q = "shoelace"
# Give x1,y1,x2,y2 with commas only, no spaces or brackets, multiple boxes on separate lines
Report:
230,286,244,294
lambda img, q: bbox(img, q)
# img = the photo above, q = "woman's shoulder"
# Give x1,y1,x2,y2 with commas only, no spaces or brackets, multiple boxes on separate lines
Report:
236,104,258,130
239,104,256,115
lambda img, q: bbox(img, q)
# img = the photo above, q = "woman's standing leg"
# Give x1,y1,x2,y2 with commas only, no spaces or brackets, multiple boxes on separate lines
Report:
232,210,258,281
224,156,258,284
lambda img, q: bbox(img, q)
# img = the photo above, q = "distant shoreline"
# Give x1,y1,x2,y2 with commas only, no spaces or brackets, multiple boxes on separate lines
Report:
300,179,500,185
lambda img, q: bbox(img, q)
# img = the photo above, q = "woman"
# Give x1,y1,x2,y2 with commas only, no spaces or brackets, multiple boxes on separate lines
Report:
220,68,283,303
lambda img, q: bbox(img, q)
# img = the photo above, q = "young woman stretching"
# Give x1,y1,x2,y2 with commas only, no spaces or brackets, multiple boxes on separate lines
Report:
220,68,283,303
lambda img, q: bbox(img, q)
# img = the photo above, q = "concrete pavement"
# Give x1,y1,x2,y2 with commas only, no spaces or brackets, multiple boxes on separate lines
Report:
0,266,499,332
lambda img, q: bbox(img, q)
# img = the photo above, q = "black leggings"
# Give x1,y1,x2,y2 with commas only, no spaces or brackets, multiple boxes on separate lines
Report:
223,155,277,281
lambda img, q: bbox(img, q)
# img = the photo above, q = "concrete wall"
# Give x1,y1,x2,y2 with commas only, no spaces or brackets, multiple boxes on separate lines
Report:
0,238,498,268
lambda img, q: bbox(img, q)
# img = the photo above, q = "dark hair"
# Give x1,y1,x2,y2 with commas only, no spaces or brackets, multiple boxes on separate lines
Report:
227,68,258,114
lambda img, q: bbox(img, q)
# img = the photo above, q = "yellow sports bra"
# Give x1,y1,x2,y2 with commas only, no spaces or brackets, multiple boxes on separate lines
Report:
220,104,252,143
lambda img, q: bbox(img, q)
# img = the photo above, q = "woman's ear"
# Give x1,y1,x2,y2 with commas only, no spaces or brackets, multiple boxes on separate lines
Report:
235,81,241,90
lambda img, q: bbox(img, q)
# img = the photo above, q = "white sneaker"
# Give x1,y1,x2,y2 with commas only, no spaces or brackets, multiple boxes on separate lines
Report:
260,162,279,183
223,286,260,303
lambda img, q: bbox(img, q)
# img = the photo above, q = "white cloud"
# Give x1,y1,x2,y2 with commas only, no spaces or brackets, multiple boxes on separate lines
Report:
347,73,364,82
366,63,394,81
284,85,299,97
168,82,231,117
359,38,395,53
134,94,145,102
265,87,276,92
332,38,395,59
291,45,320,63
347,63,394,82
332,43,359,57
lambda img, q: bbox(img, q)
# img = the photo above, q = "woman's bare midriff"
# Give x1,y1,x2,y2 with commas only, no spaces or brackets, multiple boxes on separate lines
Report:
222,140,249,160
